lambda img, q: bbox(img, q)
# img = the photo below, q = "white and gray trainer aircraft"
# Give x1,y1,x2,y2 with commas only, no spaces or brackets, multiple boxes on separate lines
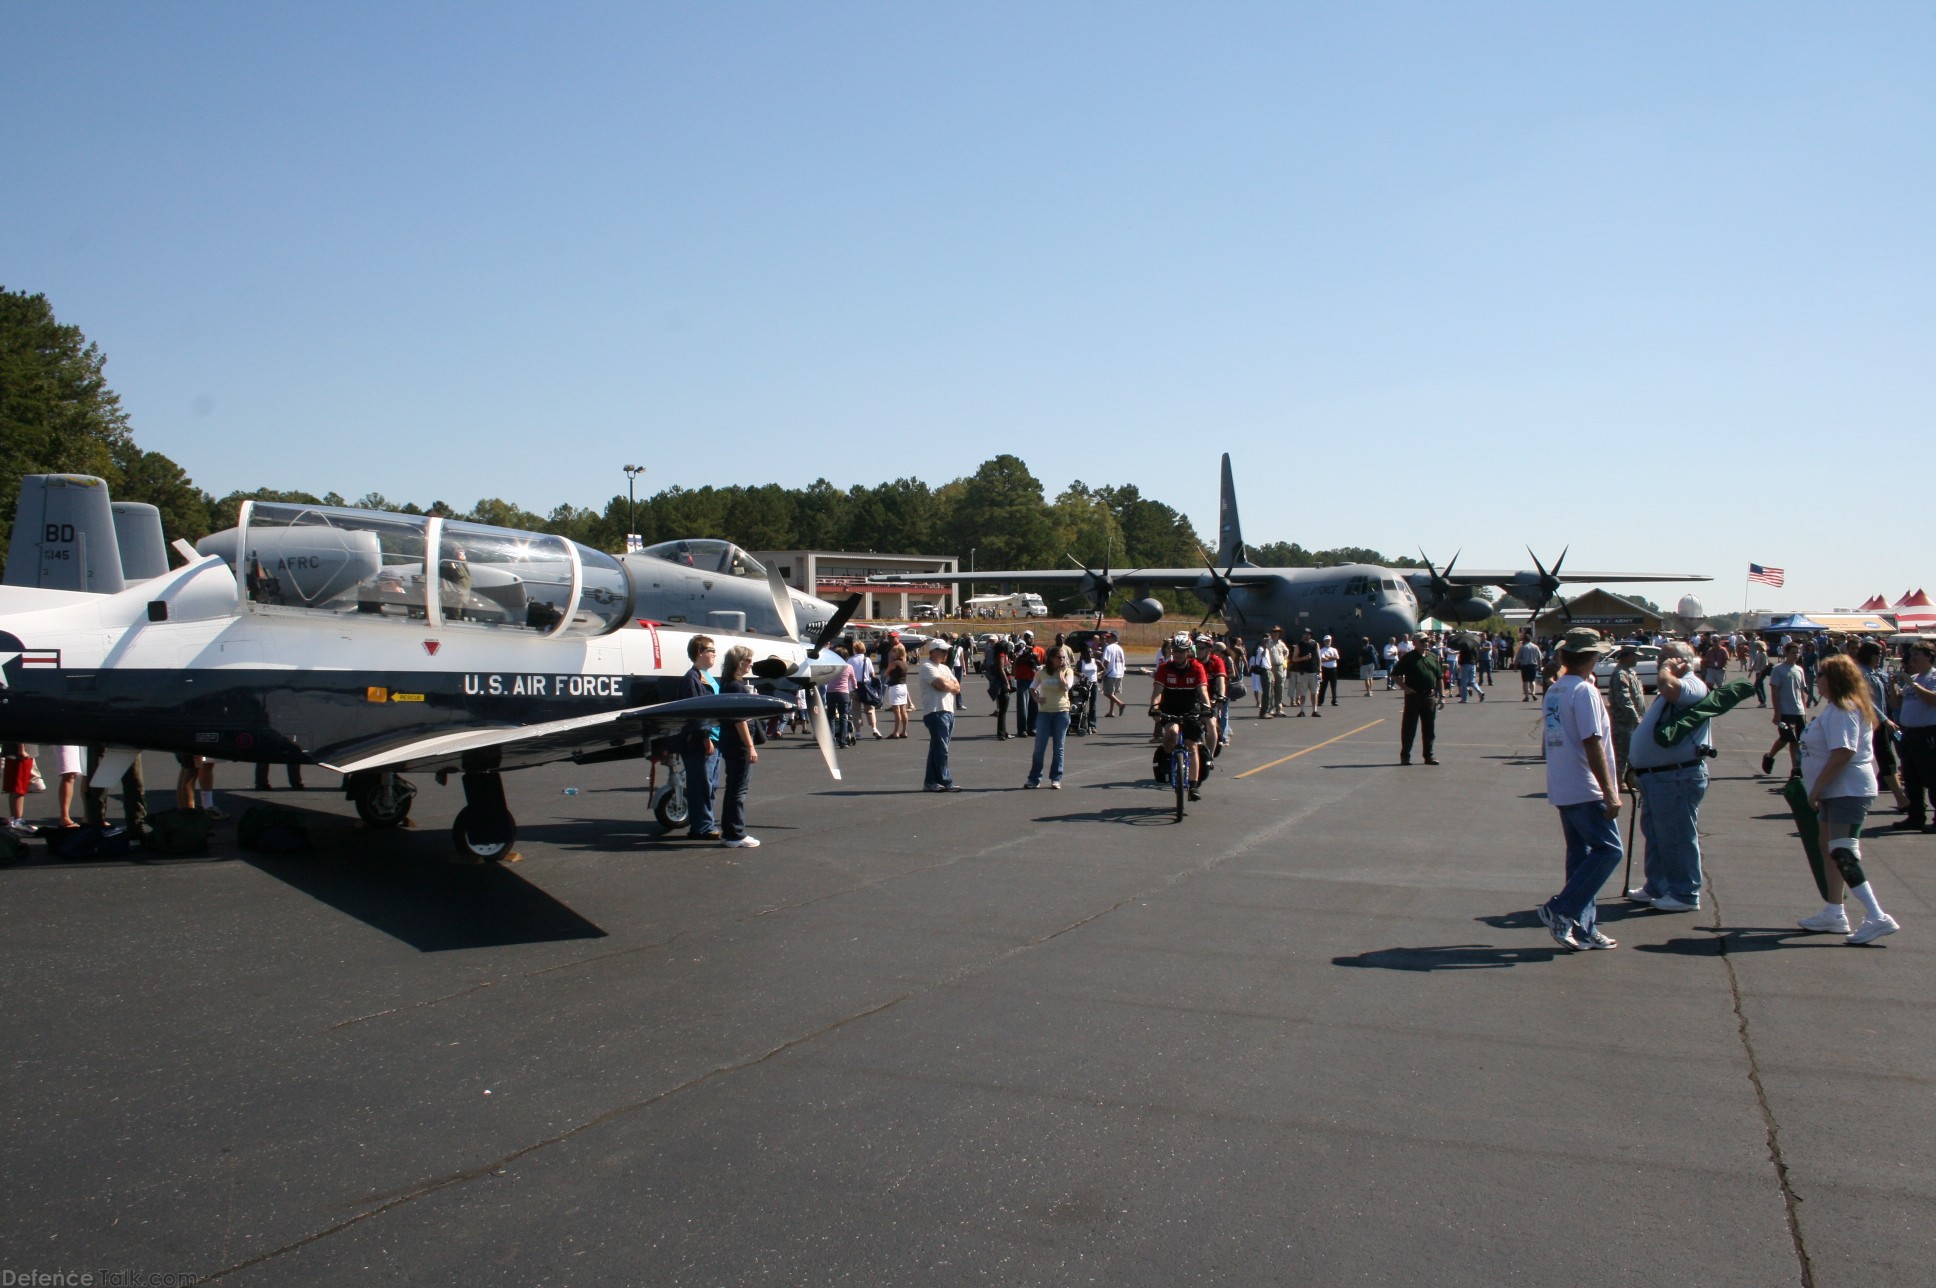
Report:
871,454,1707,643
0,479,856,859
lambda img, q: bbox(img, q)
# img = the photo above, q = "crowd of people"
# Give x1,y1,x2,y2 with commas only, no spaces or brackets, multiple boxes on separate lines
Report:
10,610,1928,958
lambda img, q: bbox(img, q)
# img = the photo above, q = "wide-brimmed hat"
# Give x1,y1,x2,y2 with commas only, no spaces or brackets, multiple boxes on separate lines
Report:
1615,643,1640,659
1558,626,1613,656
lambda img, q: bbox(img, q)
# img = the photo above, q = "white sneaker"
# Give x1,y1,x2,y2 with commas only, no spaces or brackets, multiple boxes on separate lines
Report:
1797,907,1851,935
1650,894,1699,913
6,817,39,836
721,836,761,849
1625,888,1655,904
1847,913,1899,946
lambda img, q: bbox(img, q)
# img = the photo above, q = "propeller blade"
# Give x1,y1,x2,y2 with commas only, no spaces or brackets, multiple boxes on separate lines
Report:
766,564,800,641
805,685,841,781
810,594,863,656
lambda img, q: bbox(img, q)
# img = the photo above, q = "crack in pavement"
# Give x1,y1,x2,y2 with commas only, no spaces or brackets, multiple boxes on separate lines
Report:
1707,879,1815,1288
215,741,1347,1279
201,992,912,1281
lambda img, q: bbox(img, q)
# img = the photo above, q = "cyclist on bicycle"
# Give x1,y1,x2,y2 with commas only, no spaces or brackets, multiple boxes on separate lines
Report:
1151,634,1213,801
1193,634,1227,755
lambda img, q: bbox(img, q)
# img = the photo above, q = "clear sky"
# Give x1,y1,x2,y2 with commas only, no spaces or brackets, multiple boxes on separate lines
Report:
4,2,1930,613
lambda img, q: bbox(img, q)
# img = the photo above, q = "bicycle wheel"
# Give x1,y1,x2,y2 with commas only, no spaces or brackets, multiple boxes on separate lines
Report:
1173,745,1189,821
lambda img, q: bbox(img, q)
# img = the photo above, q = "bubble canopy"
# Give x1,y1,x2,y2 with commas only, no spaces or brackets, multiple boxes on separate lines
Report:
203,503,633,636
638,539,767,580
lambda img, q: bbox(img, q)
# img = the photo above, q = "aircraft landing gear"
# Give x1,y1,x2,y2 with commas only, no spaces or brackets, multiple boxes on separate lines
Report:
349,771,416,828
652,755,689,832
452,771,516,861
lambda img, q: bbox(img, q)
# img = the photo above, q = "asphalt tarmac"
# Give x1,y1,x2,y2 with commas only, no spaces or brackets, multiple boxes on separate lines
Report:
2,682,1930,1285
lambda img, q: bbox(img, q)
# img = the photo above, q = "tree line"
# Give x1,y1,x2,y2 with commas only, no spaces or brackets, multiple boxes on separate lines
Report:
2,288,1418,613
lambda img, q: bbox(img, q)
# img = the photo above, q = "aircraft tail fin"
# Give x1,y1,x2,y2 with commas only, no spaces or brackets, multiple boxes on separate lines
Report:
1216,453,1248,567
4,475,128,593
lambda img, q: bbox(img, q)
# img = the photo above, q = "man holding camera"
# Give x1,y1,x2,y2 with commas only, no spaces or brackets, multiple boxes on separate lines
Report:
1625,641,1712,912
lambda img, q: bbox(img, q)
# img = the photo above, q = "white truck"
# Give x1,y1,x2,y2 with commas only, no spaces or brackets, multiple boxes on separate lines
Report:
964,592,1051,619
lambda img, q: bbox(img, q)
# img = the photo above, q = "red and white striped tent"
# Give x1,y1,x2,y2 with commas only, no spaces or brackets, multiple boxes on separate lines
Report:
1893,589,1936,631
1858,594,1891,612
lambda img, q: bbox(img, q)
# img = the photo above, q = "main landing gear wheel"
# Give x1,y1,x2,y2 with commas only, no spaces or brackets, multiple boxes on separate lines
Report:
452,806,516,861
350,772,416,828
451,769,516,862
653,788,688,833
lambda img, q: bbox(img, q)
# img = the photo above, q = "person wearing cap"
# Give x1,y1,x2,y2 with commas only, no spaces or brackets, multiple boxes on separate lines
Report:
1625,642,1709,912
1316,635,1340,709
1606,643,1648,784
917,638,963,792
1266,627,1290,716
1890,640,1936,832
1514,631,1543,702
1390,638,1443,765
1535,627,1625,952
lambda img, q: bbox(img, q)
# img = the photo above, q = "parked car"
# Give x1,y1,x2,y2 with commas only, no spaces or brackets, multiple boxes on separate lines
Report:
1593,644,1660,694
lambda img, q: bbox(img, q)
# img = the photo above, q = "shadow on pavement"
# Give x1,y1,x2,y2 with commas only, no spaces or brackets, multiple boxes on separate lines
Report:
1333,943,1566,971
1633,927,1822,957
1032,806,1181,826
233,806,607,952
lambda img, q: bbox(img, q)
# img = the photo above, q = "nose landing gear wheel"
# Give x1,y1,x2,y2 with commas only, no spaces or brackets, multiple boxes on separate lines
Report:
452,806,516,862
350,771,416,828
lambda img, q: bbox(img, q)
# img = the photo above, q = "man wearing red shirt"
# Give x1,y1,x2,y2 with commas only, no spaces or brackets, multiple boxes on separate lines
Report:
1151,636,1213,800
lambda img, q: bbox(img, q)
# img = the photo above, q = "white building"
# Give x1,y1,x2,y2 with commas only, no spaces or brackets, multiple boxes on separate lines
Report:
753,550,959,621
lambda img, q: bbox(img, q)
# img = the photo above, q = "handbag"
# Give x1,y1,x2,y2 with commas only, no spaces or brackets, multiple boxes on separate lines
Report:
860,674,886,708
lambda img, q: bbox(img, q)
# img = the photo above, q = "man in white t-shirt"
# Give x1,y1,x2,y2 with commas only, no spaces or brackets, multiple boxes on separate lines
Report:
1535,628,1625,952
1101,633,1128,717
917,639,962,792
1317,635,1341,707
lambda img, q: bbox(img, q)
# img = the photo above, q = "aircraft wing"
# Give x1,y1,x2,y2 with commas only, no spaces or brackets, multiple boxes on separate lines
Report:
1435,570,1709,586
317,693,791,777
867,568,1277,590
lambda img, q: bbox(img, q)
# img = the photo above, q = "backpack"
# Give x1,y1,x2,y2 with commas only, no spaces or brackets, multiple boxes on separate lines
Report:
44,824,134,861
145,808,215,857
0,830,23,867
238,803,312,854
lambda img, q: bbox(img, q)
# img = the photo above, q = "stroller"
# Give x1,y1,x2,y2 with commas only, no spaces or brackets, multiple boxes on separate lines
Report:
1069,674,1097,736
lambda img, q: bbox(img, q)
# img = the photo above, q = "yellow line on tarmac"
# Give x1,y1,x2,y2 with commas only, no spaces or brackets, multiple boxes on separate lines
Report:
1233,719,1385,779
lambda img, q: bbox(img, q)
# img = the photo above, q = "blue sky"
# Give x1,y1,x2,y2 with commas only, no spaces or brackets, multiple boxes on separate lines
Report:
4,2,1930,612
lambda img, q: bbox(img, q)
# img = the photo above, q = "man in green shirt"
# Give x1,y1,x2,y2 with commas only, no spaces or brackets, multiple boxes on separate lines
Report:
1393,645,1444,765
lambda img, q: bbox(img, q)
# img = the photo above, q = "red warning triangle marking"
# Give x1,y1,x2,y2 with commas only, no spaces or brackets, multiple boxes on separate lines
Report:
423,640,441,656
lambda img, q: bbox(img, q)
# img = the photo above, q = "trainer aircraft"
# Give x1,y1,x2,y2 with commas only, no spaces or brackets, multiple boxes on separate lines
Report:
0,481,855,860
869,455,1707,645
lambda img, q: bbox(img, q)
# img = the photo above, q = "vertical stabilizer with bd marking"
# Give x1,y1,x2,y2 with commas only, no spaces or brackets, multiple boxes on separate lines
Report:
4,474,128,592
1216,453,1249,567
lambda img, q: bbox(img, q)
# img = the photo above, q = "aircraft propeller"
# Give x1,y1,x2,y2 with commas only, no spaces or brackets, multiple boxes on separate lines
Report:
1193,550,1247,634
1525,546,1572,622
762,566,859,780
1418,548,1462,612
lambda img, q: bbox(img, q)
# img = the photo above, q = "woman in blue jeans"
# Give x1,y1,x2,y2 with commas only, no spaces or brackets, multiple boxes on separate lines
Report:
715,645,762,849
1026,646,1075,789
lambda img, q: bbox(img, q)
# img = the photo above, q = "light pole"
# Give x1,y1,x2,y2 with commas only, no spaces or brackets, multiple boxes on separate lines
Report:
622,465,645,553
968,547,975,618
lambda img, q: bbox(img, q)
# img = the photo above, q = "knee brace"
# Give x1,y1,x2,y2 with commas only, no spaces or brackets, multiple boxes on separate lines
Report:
1828,838,1866,888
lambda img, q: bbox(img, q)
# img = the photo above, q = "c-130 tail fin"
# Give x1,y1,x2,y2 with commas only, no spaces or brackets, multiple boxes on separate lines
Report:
1215,453,1249,568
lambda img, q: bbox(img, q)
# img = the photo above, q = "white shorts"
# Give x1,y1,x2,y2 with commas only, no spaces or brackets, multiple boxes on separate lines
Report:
52,745,85,777
887,684,909,708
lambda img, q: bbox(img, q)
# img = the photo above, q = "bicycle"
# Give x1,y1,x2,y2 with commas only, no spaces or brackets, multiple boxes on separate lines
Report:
1151,705,1211,821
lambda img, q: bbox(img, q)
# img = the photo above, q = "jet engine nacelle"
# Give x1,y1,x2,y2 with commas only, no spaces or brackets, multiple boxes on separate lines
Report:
1121,597,1166,624
1438,596,1495,623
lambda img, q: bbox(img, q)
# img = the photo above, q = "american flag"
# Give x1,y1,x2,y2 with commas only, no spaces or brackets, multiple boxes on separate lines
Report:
1748,564,1785,588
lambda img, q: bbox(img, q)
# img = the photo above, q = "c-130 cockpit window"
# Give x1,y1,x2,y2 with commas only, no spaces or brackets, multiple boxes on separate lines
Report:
205,504,632,636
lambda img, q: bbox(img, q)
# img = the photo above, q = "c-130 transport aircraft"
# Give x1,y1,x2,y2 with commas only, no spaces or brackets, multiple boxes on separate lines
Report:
871,454,1708,642
0,478,854,859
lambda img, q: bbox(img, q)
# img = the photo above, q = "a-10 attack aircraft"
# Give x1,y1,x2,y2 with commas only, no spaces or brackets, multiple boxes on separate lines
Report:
871,454,1708,644
0,476,855,859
